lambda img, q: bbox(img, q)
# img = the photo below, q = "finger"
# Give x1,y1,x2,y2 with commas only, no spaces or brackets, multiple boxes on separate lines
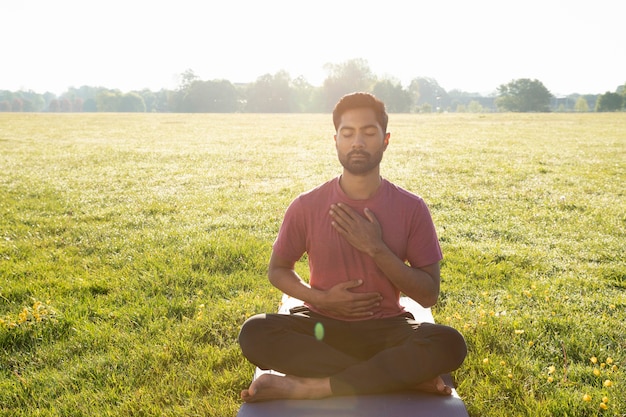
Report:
331,203,361,222
363,208,379,225
351,300,382,312
330,217,348,233
351,291,383,300
329,211,350,233
335,203,357,218
329,205,352,225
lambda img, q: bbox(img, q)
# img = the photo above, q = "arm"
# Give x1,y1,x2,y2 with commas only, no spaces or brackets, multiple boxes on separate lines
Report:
329,203,440,307
268,250,383,318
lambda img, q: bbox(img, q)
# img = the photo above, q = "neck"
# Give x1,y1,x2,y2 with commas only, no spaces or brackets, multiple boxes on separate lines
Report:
339,170,382,200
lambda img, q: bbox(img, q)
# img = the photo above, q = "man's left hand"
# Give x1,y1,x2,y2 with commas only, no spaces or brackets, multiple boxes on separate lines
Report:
329,203,385,257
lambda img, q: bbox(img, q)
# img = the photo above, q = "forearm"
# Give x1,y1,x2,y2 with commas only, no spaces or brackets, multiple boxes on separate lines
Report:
268,265,325,305
368,245,440,307
268,262,383,318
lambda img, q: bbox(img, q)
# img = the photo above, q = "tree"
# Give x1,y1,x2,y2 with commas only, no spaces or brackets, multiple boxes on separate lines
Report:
321,59,376,111
245,71,295,113
181,79,238,112
408,77,449,112
59,97,72,112
467,100,484,113
372,80,411,113
11,97,23,112
574,97,589,112
73,97,84,112
63,85,101,105
169,69,202,111
136,89,158,112
178,69,200,92
83,98,97,112
496,78,552,112
595,91,623,112
119,92,146,112
618,83,626,95
96,90,122,112
291,76,319,112
48,99,60,112
618,82,626,108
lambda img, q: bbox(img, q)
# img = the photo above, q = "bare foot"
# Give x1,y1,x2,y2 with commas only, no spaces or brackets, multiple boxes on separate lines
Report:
241,374,332,403
414,375,453,396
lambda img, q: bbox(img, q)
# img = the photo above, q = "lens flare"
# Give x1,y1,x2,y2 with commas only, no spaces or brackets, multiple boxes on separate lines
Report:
314,322,325,341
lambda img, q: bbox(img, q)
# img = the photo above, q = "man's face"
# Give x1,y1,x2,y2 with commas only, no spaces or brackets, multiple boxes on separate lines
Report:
334,108,389,176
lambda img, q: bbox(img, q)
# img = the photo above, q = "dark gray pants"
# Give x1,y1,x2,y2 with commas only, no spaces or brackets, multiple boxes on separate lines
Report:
238,308,467,395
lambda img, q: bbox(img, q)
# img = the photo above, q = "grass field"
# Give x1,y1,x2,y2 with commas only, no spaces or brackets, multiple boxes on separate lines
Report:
1,112,624,416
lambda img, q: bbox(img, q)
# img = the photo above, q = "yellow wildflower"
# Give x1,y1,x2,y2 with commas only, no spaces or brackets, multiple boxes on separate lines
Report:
18,308,29,324
583,394,592,402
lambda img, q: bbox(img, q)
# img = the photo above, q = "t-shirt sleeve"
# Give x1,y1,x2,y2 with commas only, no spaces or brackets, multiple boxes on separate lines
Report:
272,197,307,263
406,200,443,268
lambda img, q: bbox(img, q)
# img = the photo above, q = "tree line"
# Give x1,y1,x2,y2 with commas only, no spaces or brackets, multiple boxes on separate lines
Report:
1,59,625,113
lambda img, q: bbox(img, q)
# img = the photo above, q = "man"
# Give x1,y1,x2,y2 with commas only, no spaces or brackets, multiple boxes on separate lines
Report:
239,92,466,402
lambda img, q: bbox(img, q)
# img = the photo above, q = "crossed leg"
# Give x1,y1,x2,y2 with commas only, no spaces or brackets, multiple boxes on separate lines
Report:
241,373,452,403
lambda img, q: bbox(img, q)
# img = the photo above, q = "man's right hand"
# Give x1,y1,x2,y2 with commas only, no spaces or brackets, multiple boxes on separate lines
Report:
313,280,382,318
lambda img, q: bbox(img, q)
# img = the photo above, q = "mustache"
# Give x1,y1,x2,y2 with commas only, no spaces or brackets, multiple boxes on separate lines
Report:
348,150,370,158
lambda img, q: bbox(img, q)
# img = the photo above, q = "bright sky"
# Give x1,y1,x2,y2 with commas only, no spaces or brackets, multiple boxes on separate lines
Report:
3,0,624,96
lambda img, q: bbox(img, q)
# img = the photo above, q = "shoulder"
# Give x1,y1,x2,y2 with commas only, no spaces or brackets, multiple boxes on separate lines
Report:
283,178,337,216
382,179,427,206
296,177,337,204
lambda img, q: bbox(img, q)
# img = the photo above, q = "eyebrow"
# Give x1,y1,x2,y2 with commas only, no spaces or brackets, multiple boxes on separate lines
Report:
339,124,379,132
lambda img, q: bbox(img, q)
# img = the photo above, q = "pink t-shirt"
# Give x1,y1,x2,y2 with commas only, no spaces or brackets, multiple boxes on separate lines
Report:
273,177,443,320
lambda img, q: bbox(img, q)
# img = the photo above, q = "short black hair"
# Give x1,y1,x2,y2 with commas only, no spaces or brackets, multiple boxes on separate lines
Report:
332,92,388,133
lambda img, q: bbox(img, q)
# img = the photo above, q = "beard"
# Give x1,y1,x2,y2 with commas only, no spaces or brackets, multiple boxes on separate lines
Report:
338,149,384,176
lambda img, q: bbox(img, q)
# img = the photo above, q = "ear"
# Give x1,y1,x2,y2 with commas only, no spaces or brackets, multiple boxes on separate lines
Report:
383,132,390,148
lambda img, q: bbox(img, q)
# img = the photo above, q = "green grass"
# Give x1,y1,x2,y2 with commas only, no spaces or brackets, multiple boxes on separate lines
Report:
1,112,624,416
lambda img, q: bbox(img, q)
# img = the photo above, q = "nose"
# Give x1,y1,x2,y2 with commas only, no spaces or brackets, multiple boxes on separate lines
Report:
351,133,366,149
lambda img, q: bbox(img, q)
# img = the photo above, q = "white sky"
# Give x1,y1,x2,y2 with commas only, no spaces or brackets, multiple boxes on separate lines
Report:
2,0,624,96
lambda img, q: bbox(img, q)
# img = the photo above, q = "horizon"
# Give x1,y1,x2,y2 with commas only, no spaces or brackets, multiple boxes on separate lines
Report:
3,68,618,99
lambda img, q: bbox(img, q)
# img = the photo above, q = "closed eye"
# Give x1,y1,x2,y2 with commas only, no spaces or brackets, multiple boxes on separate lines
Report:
340,128,355,137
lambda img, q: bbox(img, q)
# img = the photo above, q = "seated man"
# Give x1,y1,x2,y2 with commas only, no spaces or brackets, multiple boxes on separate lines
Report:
238,92,467,402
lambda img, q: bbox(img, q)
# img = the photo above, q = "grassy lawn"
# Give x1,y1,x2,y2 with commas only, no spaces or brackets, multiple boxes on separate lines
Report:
1,112,624,416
